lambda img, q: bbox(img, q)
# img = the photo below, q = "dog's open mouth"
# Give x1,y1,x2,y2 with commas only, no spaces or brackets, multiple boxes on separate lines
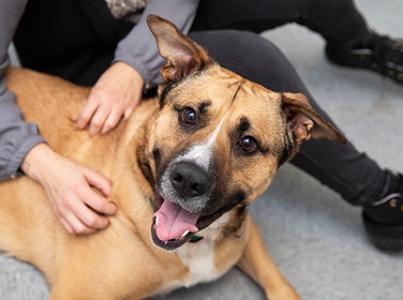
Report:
151,194,226,251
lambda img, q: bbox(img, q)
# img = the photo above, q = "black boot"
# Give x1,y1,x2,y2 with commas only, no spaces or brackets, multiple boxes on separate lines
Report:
326,31,403,84
362,171,403,251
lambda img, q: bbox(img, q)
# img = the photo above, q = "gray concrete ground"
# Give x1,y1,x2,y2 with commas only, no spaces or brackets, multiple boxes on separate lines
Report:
1,0,403,299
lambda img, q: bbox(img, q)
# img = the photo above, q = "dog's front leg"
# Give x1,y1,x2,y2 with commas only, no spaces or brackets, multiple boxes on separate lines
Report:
237,216,301,300
49,280,122,300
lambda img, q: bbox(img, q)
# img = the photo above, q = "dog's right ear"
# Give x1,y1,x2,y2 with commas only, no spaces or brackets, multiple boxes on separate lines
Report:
278,92,347,164
282,92,347,144
147,15,213,83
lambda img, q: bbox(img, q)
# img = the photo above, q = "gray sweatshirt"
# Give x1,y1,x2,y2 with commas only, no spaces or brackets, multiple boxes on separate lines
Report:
0,0,199,180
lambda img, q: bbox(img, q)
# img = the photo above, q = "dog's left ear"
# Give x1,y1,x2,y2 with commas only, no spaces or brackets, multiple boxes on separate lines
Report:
282,92,347,144
147,15,213,82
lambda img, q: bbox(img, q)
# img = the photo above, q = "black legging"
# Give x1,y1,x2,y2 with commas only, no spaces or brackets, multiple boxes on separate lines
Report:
14,0,386,205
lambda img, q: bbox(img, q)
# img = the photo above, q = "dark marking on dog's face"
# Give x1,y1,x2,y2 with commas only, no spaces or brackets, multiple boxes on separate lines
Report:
145,15,346,250
151,70,288,212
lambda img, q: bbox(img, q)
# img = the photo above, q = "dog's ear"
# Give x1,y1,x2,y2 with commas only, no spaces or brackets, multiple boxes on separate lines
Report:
147,15,212,82
282,92,347,145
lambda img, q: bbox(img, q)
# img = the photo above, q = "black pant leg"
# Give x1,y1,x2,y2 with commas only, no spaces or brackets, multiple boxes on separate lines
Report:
192,0,371,47
189,30,386,205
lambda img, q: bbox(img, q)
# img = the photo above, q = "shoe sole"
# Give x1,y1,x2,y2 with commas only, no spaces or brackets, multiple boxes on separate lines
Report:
362,212,403,252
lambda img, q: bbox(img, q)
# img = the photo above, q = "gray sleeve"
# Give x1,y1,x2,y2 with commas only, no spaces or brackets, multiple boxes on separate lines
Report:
0,0,46,180
114,0,199,88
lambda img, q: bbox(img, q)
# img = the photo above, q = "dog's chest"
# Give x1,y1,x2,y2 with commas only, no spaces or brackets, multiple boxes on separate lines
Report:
176,237,221,287
160,215,231,293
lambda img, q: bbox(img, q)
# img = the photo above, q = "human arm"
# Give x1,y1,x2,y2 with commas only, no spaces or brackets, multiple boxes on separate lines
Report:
21,144,116,234
114,0,200,87
0,0,116,234
0,0,45,180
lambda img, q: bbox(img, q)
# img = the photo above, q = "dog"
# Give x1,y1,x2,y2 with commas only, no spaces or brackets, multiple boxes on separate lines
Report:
0,15,345,300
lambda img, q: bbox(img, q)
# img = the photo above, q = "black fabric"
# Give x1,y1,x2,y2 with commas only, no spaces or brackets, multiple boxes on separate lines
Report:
12,0,386,205
14,0,372,86
14,0,132,86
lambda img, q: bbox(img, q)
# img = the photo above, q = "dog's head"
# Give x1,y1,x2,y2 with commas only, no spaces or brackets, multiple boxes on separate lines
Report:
144,16,346,250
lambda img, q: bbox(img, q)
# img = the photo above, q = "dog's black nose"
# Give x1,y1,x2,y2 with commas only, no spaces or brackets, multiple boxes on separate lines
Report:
170,161,210,198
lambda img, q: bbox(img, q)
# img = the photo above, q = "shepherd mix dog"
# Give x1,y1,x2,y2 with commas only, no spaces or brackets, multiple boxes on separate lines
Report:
0,15,345,300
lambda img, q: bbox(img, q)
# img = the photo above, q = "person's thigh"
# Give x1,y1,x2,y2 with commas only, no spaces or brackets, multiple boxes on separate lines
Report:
189,30,385,204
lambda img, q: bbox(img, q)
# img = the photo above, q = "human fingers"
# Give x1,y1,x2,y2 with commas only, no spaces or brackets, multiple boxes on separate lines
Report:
101,108,124,134
88,106,110,136
70,197,110,230
76,95,100,129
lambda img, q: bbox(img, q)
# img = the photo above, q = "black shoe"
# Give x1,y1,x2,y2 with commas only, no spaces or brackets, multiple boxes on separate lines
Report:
326,32,403,84
362,171,403,251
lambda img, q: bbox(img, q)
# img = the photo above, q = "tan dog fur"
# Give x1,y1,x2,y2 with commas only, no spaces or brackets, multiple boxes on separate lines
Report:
0,16,345,300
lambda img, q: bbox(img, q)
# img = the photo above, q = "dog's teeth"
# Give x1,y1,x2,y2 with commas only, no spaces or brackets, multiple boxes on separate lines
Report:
181,230,190,239
155,216,159,227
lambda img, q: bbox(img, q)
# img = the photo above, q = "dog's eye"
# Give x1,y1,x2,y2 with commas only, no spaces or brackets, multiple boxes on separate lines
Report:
180,107,198,125
238,136,257,154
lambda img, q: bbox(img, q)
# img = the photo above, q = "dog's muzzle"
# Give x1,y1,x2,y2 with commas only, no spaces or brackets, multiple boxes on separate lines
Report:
170,161,210,198
154,161,213,241
151,160,222,250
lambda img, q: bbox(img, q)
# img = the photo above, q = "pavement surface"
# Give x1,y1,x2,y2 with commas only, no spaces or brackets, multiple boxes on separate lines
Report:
1,0,403,299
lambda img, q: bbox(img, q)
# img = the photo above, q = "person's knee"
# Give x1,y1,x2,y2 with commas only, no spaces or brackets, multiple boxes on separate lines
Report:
211,30,282,58
191,30,306,93
304,0,355,15
192,30,285,74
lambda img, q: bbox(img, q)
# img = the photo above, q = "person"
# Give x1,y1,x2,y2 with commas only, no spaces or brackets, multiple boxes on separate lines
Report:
0,0,402,250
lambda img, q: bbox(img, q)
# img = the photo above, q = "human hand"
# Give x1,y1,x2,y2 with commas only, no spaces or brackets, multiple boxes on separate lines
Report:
76,61,144,136
22,144,117,235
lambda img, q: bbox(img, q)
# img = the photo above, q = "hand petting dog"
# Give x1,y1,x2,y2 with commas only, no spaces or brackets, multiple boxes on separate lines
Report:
76,61,144,136
21,143,116,235
21,62,142,235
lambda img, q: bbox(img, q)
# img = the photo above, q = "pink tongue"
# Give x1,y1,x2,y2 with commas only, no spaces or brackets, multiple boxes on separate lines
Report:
153,200,199,241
